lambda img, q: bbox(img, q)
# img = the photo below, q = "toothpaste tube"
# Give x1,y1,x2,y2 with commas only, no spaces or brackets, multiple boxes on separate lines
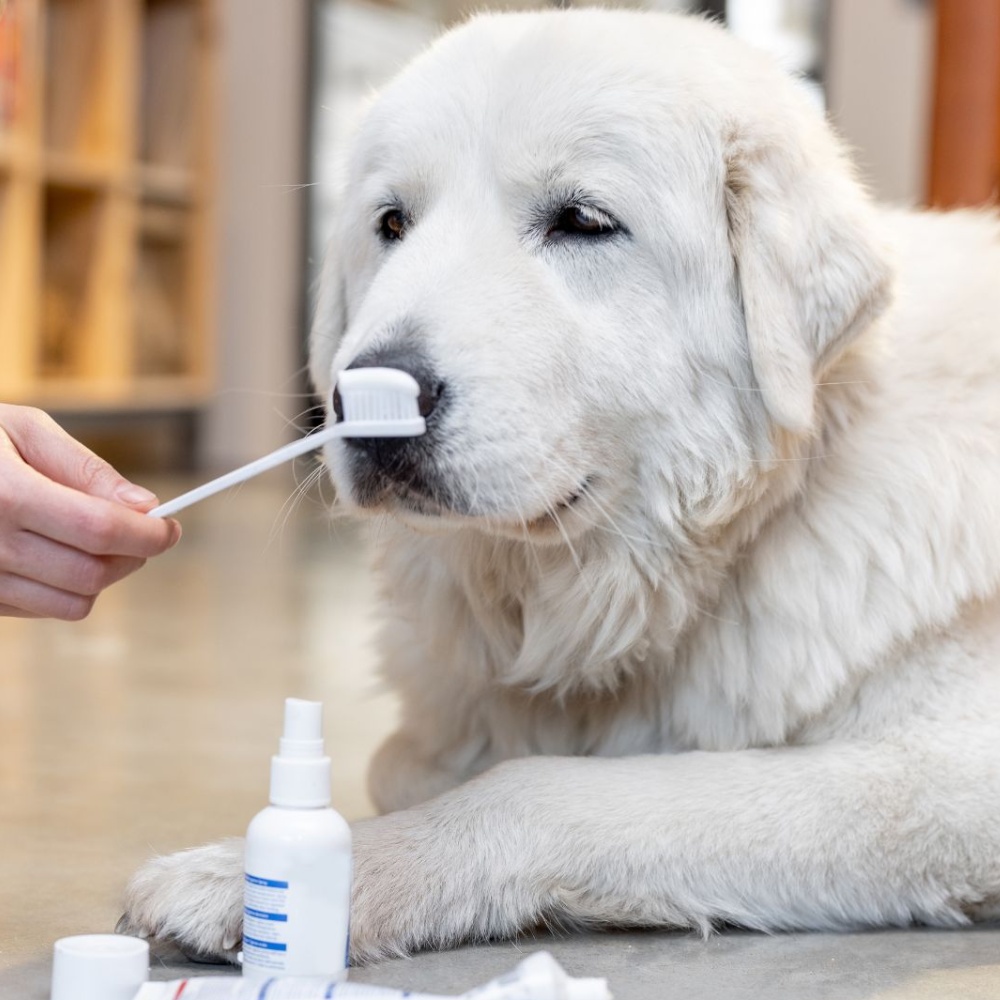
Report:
133,951,611,1000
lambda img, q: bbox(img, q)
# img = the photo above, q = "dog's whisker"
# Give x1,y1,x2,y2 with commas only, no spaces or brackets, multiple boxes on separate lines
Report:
268,463,327,548
209,388,320,400
504,468,545,578
695,367,873,396
545,499,584,575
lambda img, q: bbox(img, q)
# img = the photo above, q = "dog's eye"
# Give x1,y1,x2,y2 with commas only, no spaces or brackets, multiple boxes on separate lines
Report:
379,209,407,242
548,205,618,240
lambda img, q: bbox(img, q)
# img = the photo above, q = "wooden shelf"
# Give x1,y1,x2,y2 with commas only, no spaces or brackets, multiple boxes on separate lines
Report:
15,374,213,412
0,0,215,411
39,186,99,377
0,139,30,175
39,154,198,200
43,150,118,189
138,162,196,204
0,0,38,146
140,199,190,240
136,201,191,377
43,0,117,158
141,0,202,171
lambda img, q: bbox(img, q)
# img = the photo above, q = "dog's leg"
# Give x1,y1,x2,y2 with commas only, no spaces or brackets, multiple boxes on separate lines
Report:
348,738,1000,959
120,736,1000,963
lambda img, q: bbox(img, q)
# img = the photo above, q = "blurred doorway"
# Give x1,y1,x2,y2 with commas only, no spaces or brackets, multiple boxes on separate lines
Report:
928,0,1000,207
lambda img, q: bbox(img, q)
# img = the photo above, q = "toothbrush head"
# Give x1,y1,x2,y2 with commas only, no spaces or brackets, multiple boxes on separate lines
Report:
145,367,426,519
335,367,427,437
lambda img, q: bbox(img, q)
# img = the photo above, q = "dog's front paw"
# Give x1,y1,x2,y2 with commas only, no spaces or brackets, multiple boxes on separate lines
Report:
118,839,244,963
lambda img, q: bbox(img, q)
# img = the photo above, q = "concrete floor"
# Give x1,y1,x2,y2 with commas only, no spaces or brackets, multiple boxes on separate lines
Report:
1,472,999,999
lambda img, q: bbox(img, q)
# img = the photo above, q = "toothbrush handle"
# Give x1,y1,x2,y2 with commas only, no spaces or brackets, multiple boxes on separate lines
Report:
148,425,345,518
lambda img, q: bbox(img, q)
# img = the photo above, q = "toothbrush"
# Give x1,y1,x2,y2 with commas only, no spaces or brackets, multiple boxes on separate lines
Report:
147,368,425,519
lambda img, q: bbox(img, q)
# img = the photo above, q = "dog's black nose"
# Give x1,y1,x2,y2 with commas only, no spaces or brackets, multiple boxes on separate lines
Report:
332,345,445,426
333,344,451,510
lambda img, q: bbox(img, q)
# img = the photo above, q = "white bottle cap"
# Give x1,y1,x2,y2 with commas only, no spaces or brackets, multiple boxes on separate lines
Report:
51,934,149,1000
269,698,332,808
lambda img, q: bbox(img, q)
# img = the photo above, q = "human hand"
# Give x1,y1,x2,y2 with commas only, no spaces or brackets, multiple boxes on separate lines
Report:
0,405,181,620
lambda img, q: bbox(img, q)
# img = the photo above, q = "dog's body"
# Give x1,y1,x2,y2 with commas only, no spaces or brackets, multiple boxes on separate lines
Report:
122,10,1000,961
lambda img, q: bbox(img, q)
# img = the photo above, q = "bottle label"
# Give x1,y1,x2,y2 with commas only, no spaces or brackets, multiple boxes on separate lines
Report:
243,874,290,970
243,852,351,977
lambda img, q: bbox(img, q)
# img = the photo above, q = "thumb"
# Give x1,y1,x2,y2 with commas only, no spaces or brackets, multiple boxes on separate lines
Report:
3,407,160,509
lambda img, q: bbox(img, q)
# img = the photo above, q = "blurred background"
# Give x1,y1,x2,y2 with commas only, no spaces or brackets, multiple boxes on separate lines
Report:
0,2,999,993
0,0,996,474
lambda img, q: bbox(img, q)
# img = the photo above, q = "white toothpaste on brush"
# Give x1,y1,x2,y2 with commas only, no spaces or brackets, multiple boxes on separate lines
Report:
133,952,611,1000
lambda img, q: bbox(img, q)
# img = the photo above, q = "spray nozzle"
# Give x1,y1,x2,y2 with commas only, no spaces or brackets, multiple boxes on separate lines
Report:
270,698,332,808
279,698,326,758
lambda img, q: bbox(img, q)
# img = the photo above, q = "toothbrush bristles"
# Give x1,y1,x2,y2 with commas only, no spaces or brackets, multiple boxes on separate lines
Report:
337,367,422,426
342,388,413,422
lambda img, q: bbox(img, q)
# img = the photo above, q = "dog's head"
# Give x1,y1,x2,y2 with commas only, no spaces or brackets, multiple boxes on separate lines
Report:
310,10,892,546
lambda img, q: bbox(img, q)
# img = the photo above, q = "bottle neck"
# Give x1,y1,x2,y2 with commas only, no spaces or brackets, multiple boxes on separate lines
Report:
269,753,331,809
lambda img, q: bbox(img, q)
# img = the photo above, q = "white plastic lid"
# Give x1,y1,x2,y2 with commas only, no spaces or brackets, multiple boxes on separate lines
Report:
270,698,332,808
51,934,149,1000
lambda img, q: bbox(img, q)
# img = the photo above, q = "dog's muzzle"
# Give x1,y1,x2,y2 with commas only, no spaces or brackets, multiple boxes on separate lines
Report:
336,344,451,512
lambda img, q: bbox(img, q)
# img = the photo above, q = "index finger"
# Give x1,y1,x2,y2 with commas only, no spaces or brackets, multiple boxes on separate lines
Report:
16,468,181,558
0,404,159,509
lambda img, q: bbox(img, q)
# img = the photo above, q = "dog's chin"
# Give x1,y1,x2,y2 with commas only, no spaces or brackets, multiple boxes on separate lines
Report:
347,480,452,521
479,511,591,544
342,473,596,543
476,485,596,543
338,472,469,533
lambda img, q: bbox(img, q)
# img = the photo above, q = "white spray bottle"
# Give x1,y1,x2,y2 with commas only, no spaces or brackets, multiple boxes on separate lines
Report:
242,698,352,982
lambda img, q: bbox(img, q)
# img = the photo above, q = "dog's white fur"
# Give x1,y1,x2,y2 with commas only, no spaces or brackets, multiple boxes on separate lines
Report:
121,9,1000,962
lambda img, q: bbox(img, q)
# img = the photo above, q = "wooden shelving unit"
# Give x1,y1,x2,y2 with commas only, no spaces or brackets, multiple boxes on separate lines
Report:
0,0,214,412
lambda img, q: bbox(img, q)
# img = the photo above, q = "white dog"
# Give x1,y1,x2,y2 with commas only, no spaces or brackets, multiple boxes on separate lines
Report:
121,9,1000,962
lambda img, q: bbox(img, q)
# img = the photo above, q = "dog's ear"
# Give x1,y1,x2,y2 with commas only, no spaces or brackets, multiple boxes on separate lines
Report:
724,121,894,433
308,234,348,401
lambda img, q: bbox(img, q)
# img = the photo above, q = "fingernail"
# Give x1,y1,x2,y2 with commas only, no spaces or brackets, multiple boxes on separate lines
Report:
117,484,158,506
